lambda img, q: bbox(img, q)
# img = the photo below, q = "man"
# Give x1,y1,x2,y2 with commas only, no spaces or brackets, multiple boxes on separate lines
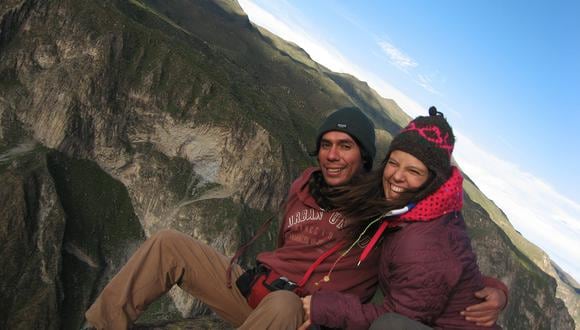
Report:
85,107,505,329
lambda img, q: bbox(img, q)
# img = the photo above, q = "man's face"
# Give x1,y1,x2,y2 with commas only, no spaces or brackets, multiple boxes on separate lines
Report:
317,131,364,187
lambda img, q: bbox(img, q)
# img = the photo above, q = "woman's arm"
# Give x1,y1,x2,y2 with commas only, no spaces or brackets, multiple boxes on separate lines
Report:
309,229,463,329
309,290,386,330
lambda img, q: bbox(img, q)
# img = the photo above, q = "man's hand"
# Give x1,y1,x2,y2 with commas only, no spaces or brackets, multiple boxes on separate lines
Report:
297,295,312,330
297,319,311,330
461,286,507,327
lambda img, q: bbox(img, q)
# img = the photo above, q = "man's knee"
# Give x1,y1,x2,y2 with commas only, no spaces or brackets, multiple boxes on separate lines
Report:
239,290,303,330
260,290,302,316
149,228,200,250
146,229,199,257
150,229,182,242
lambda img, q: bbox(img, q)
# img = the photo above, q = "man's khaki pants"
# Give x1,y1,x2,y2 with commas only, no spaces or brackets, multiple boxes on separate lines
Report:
85,229,303,329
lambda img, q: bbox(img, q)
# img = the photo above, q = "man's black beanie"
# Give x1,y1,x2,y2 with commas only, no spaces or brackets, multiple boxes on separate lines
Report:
315,107,376,171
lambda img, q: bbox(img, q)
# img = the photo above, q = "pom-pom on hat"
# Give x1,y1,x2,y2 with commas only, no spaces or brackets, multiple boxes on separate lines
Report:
316,107,376,171
386,106,455,201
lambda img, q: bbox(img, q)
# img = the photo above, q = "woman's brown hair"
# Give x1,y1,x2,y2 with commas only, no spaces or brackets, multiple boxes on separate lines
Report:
322,155,438,240
319,160,408,238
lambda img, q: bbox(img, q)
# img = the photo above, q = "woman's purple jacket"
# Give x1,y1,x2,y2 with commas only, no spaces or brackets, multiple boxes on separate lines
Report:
310,168,505,329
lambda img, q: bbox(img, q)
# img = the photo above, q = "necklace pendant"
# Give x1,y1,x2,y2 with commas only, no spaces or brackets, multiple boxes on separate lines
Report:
323,275,330,282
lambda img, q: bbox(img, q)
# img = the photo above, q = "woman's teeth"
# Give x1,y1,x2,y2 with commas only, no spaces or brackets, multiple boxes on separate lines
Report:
390,184,404,193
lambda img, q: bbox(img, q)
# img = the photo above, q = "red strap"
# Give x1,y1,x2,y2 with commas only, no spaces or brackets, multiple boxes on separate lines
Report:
358,221,389,266
297,241,345,287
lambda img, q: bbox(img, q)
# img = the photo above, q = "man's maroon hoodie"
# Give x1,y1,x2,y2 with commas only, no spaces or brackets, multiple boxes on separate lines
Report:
257,167,380,301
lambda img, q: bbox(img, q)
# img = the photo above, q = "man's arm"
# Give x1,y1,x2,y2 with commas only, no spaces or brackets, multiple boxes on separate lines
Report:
461,276,508,327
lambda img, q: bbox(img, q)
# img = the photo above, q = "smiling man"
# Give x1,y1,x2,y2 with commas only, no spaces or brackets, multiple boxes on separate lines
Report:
84,106,379,329
316,107,376,185
318,130,364,186
255,107,378,301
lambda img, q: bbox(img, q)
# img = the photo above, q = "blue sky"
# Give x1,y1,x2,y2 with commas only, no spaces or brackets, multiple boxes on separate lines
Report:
238,0,580,281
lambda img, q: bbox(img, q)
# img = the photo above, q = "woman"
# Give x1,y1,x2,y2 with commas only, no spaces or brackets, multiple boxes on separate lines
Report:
301,107,506,329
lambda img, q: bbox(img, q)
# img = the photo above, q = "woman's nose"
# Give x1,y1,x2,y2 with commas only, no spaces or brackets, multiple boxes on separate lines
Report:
392,169,405,182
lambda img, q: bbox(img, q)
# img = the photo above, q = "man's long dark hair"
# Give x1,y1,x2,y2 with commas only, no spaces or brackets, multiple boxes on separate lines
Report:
307,168,401,240
313,156,436,239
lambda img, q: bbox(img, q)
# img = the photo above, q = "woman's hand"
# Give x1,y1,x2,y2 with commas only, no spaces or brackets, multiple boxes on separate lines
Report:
461,286,507,326
297,295,313,330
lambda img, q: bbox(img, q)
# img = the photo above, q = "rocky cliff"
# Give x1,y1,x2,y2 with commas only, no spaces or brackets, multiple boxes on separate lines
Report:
0,0,576,329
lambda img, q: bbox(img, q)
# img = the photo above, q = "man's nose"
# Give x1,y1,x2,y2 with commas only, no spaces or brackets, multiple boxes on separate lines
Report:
327,145,340,160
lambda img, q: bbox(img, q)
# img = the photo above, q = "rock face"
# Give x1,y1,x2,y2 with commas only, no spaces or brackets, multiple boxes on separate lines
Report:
463,176,580,329
46,151,146,329
0,146,65,330
0,0,576,329
462,193,572,329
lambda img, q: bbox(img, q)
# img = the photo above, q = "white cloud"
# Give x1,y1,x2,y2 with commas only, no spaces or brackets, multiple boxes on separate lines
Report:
239,0,580,281
378,40,418,71
417,73,440,95
376,40,443,96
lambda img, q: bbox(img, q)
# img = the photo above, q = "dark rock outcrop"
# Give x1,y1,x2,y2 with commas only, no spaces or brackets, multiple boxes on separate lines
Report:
0,146,64,330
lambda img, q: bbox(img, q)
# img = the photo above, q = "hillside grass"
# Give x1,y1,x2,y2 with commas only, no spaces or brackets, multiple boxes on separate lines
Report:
463,178,547,267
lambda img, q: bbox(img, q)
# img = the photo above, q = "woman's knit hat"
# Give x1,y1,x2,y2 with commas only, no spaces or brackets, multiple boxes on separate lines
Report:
316,107,376,171
386,106,455,202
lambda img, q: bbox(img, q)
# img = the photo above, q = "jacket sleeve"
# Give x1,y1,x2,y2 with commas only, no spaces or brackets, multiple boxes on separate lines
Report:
310,290,385,330
310,224,463,329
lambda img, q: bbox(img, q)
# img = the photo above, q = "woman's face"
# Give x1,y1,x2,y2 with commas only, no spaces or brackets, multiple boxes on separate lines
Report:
383,150,430,202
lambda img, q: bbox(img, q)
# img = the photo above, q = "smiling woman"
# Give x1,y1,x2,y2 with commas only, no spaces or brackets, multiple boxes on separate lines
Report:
301,107,508,329
383,150,429,202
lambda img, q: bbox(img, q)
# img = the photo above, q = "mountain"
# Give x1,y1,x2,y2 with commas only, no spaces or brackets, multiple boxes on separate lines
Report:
0,0,576,329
